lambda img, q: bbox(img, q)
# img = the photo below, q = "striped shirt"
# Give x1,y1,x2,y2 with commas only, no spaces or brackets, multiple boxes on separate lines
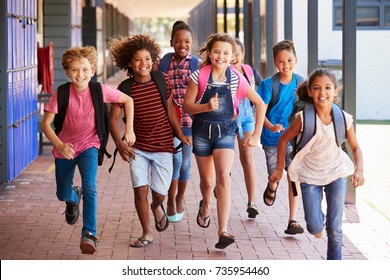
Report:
164,54,193,128
120,76,174,153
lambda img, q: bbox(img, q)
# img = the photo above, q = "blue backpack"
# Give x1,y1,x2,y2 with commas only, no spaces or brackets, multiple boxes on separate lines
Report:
266,72,306,115
158,52,199,72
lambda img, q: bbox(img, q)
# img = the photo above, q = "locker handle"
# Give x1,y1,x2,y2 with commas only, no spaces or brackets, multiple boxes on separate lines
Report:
12,122,19,128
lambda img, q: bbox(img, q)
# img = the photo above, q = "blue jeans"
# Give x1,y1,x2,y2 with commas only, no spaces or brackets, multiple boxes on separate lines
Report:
55,147,98,236
300,177,347,260
172,127,192,182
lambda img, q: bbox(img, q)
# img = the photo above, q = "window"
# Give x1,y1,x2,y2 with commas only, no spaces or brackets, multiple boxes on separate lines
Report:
334,0,390,30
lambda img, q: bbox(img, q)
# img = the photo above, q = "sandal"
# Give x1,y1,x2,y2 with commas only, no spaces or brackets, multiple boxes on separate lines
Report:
215,231,235,249
196,200,210,228
154,204,169,232
263,182,279,206
284,220,304,235
246,202,259,218
130,238,153,248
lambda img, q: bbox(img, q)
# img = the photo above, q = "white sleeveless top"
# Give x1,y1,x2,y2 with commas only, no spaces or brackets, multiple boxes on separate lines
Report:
288,110,355,185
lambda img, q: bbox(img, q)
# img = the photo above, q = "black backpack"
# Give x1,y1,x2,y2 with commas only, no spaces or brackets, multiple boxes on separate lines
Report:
108,71,181,173
54,81,111,166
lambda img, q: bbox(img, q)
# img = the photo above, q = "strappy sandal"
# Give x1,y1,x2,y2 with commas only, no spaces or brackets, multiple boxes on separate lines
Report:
263,182,279,206
215,231,235,249
284,220,304,235
196,200,210,228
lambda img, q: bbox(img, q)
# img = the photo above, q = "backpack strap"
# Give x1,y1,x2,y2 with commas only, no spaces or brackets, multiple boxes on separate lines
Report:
89,81,112,165
158,53,199,73
268,73,305,114
197,65,248,117
295,103,316,153
189,55,199,72
54,82,71,135
151,71,168,113
158,53,174,72
241,64,254,81
331,103,347,146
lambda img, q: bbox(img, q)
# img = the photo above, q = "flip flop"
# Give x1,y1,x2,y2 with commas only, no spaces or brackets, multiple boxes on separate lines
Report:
263,182,279,206
215,231,235,249
154,204,169,232
130,238,153,248
196,200,210,228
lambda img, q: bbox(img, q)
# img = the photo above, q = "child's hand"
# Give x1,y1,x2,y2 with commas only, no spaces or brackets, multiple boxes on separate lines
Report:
117,141,135,162
350,170,364,188
269,168,283,183
244,134,259,147
271,123,285,133
208,93,219,111
124,130,136,146
180,135,192,146
57,143,75,160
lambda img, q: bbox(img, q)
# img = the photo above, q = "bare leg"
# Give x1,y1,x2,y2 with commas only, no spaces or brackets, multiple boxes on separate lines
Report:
133,185,153,241
176,180,187,214
195,155,214,227
167,179,178,216
213,149,235,236
237,132,257,205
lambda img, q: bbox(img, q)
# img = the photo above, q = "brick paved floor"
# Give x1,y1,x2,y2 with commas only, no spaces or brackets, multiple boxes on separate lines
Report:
0,72,389,261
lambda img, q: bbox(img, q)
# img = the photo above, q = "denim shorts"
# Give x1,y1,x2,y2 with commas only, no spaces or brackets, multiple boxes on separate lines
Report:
172,127,192,181
262,142,293,175
237,101,254,138
192,118,237,156
130,148,173,195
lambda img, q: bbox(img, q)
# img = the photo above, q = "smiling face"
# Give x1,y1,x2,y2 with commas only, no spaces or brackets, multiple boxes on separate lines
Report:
171,29,193,60
274,49,297,79
231,44,243,68
208,41,234,69
308,75,339,108
66,57,95,92
129,49,153,82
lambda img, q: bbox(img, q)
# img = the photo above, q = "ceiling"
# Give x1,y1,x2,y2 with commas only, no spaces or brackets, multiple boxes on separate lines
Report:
107,0,205,19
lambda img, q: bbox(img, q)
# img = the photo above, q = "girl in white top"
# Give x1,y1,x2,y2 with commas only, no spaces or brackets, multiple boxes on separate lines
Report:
269,68,364,260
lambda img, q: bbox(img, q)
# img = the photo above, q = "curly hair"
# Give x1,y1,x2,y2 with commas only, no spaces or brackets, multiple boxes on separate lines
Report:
109,34,161,76
198,33,237,68
61,45,98,71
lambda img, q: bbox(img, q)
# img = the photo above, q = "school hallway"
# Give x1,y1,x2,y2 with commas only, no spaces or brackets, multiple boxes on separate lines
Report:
0,72,390,261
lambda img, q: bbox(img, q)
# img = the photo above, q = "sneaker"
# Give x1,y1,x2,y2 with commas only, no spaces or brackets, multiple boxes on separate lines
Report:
80,231,98,254
246,202,259,218
64,186,82,225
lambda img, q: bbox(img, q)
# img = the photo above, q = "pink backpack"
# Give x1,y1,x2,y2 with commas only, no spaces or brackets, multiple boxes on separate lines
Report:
197,64,249,117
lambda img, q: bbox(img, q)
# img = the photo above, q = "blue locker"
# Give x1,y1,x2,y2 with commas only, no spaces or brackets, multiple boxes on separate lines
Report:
7,72,15,180
7,13,12,70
